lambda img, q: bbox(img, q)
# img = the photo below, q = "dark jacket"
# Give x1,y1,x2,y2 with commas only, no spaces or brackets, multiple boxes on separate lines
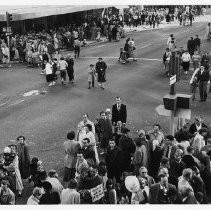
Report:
105,146,122,173
118,135,136,172
187,39,195,55
169,158,186,179
194,37,201,47
112,103,127,124
190,175,208,203
39,191,60,204
149,183,177,204
182,155,198,168
80,146,96,163
197,70,210,83
189,122,208,135
95,118,113,148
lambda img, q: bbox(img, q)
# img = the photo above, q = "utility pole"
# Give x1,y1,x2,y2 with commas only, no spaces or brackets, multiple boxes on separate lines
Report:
169,51,177,135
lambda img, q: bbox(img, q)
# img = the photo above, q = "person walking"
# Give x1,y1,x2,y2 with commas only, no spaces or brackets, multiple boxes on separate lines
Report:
182,50,191,75
201,51,210,71
197,65,210,102
194,35,201,52
205,23,211,41
88,64,96,89
163,48,172,76
187,37,195,57
74,38,80,59
190,67,200,101
63,131,80,182
66,54,74,83
192,51,201,71
44,60,54,86
58,57,68,86
95,57,107,89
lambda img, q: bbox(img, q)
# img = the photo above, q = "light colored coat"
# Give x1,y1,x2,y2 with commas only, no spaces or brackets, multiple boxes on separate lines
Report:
61,189,80,204
63,140,80,169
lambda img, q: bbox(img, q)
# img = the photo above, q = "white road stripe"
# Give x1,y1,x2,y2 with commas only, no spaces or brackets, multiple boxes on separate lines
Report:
80,56,161,61
9,99,24,106
0,102,7,107
139,44,152,49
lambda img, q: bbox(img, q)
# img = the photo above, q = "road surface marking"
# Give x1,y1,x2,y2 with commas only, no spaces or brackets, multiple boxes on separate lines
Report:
80,56,161,61
139,58,162,61
0,102,7,107
23,90,39,97
139,44,152,49
9,99,24,106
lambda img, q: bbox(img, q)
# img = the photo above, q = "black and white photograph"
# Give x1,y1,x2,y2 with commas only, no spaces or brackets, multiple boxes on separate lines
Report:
0,0,211,205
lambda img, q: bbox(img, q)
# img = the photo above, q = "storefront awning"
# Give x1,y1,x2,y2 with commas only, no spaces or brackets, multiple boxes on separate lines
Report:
0,5,108,22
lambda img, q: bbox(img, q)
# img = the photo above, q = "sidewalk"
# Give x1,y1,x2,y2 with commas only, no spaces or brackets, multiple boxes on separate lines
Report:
86,13,211,46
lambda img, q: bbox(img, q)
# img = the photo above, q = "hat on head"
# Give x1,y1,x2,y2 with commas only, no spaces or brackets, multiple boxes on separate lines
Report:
90,64,94,67
98,57,103,60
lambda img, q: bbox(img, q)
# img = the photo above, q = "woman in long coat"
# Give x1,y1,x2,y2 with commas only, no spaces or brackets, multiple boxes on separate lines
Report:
16,136,30,179
95,58,107,89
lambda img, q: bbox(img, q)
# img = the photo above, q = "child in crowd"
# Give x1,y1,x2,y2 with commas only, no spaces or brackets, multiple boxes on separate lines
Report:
88,64,96,89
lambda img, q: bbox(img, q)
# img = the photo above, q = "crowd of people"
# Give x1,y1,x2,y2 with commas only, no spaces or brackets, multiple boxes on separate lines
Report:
0,97,211,204
0,5,211,205
123,6,204,29
163,30,211,102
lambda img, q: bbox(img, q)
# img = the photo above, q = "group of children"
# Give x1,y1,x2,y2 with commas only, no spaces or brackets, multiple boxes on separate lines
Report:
42,54,74,87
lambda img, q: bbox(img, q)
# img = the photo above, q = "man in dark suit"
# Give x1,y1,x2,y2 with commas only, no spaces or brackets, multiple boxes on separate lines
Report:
189,117,208,136
197,65,210,102
112,97,127,126
149,167,177,204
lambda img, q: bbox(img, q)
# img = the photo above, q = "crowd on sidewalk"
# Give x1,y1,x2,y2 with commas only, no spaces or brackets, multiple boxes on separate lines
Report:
163,29,211,102
0,6,205,68
0,97,211,204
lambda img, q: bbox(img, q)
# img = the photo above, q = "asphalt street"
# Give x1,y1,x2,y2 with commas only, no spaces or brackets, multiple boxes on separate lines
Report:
1,19,211,203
